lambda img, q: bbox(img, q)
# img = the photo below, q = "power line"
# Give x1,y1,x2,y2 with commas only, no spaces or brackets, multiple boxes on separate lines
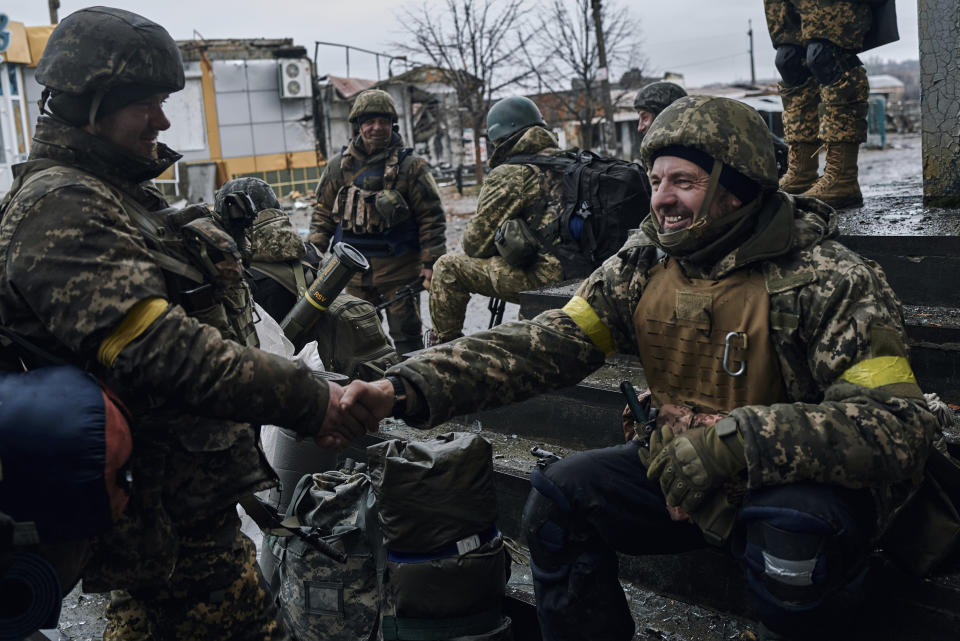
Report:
666,51,747,70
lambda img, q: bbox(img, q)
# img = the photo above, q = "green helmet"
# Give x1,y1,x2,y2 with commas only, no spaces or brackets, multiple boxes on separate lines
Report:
486,96,546,144
35,7,184,96
348,89,398,124
640,95,778,192
633,81,687,116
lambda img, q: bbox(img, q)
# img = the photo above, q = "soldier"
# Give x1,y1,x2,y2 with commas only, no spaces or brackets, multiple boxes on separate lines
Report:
0,8,376,640
309,89,446,356
765,0,896,208
344,96,938,640
427,96,564,344
633,80,688,142
635,80,789,178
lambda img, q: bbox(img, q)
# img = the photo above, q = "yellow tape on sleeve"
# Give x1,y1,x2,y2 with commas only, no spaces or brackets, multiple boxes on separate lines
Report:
561,296,616,355
839,356,918,389
97,297,170,368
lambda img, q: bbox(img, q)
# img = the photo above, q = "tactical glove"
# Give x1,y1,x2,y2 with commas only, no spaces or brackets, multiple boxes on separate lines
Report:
645,417,746,515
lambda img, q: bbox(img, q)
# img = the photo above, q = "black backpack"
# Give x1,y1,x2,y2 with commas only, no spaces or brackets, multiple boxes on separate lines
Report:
504,150,650,279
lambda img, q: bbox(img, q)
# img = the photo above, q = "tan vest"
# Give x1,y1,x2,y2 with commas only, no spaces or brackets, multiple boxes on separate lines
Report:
633,259,787,413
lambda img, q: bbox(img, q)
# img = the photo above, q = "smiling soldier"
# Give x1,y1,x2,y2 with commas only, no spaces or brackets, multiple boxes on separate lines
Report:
343,95,938,641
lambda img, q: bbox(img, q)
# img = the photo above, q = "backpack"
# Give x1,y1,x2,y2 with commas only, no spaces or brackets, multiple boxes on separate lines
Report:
367,434,512,641
272,466,384,641
312,294,401,381
504,150,650,279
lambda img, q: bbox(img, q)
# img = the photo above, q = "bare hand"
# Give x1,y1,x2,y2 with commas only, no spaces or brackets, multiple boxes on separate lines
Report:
314,381,378,450
666,505,691,522
340,378,395,424
419,267,433,290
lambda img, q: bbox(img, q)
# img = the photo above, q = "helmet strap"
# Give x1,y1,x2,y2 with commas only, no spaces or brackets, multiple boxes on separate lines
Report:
696,159,724,221
87,88,107,130
39,88,51,116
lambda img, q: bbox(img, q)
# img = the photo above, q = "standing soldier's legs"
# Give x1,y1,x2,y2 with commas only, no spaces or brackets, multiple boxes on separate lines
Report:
766,0,821,193
795,0,872,208
104,510,288,641
521,441,706,641
429,254,563,343
347,254,424,356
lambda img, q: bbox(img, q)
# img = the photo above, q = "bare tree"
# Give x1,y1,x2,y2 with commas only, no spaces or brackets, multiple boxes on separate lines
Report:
520,0,643,153
396,0,532,184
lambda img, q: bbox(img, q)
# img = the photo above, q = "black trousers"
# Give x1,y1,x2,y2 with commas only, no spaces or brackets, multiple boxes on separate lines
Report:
524,441,875,641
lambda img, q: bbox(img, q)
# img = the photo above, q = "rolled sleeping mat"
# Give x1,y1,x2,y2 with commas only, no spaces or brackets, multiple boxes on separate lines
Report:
0,551,61,641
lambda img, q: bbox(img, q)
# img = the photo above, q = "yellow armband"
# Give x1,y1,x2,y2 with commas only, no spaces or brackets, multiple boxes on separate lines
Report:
561,296,615,355
839,355,920,394
98,297,170,367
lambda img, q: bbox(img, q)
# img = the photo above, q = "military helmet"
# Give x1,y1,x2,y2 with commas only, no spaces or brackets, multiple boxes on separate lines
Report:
486,96,547,144
215,177,281,214
640,95,778,192
348,89,398,124
36,7,184,96
633,81,687,116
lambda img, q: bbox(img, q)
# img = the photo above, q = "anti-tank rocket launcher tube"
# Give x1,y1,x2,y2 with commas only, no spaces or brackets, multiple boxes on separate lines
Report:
279,242,370,344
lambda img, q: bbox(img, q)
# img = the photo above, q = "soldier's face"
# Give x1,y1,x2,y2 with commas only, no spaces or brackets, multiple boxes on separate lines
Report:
359,116,392,150
87,93,171,159
649,156,740,232
636,110,655,138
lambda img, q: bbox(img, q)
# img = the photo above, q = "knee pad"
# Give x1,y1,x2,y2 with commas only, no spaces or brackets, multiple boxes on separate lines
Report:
806,39,863,86
774,45,810,88
734,485,872,613
521,470,573,580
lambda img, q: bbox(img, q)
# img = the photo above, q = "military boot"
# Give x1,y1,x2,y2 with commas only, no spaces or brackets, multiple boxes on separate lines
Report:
778,142,820,194
801,142,863,209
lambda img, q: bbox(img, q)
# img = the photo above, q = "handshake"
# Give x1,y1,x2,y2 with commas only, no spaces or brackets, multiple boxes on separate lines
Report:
312,378,404,450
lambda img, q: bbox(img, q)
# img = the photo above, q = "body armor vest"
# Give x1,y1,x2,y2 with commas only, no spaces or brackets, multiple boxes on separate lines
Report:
633,258,787,413
332,146,419,257
119,193,259,348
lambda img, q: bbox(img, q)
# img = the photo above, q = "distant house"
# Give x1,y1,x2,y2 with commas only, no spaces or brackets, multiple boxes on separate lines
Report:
0,18,54,193
316,65,473,174
1,20,322,202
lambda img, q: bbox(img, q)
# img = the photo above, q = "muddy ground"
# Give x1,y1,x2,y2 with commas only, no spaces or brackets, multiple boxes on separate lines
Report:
51,133,942,639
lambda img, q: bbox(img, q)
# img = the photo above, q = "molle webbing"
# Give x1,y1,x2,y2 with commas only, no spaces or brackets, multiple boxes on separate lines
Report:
633,260,787,413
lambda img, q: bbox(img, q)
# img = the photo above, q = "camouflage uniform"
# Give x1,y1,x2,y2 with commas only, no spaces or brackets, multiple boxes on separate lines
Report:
764,0,872,145
387,96,936,640
429,125,564,342
310,132,446,355
0,10,337,637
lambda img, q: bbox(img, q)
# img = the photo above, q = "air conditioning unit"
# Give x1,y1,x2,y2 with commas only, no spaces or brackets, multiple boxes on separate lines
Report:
279,59,313,99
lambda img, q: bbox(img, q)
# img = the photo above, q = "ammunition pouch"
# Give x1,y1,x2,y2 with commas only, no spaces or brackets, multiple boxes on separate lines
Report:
334,185,411,235
494,217,541,269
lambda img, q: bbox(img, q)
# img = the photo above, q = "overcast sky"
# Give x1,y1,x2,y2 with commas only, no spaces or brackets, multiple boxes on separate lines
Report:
6,1,920,87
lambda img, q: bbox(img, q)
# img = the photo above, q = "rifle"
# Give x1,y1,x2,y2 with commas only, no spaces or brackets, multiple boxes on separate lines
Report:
375,277,425,312
619,380,656,448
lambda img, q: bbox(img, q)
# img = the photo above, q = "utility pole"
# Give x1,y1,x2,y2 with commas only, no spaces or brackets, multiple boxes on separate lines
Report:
748,19,756,85
48,0,60,24
590,0,617,156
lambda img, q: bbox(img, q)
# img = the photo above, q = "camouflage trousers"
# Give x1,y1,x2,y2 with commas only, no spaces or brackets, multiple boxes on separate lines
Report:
764,0,871,50
765,0,872,144
104,510,288,641
780,67,869,144
348,253,423,357
428,252,563,342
